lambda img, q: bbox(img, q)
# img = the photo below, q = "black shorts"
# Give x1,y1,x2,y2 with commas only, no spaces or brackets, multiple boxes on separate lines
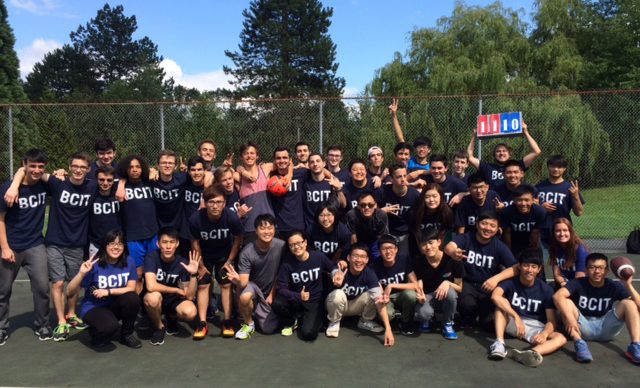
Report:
198,257,232,286
161,294,189,314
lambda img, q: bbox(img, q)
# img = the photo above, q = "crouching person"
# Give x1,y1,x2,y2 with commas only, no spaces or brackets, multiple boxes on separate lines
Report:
325,243,394,347
489,249,566,367
144,227,200,346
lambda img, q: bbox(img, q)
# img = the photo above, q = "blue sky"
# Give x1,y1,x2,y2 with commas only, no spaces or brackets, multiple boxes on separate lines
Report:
7,0,535,96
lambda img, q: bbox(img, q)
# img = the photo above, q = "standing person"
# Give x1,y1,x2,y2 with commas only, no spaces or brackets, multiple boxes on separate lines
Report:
0,149,52,344
553,253,640,363
489,249,566,367
89,166,120,258
197,139,217,171
374,235,418,335
179,156,207,249
269,147,306,241
342,158,378,210
67,230,141,348
536,155,585,244
408,182,454,245
306,204,351,262
215,166,251,218
467,122,542,189
500,185,547,259
325,243,395,347
273,231,339,340
345,192,389,262
413,227,463,339
377,164,420,255
549,218,589,288
454,173,500,234
366,146,387,187
116,155,158,293
495,160,532,208
151,150,189,231
452,150,470,185
294,141,311,168
224,214,285,339
445,210,517,330
91,138,118,180
189,185,243,339
389,98,432,174
303,153,345,228
325,145,350,185
144,227,200,346
425,154,468,206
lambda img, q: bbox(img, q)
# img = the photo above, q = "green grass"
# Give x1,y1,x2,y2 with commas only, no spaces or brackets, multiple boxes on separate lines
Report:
573,184,640,239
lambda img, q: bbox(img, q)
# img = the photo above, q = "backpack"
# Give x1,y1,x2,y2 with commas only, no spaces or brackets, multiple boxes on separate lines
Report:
627,226,640,254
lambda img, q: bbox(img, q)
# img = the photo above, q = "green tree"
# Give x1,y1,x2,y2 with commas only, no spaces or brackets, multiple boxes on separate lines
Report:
224,0,345,98
0,0,26,102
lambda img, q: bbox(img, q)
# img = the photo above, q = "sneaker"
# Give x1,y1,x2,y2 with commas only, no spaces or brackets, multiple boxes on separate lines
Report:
235,323,255,340
193,321,208,340
575,339,593,363
165,318,180,336
66,315,88,330
625,342,640,364
325,322,340,338
0,329,8,346
358,318,384,333
150,328,166,346
90,336,109,348
53,324,70,342
137,314,151,331
442,322,458,340
221,320,235,338
508,349,543,367
281,319,298,336
419,321,431,333
34,326,53,341
119,334,142,349
399,321,414,336
489,340,507,360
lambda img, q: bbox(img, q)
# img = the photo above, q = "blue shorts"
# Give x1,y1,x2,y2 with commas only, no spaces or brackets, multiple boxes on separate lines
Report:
128,235,158,267
578,302,625,341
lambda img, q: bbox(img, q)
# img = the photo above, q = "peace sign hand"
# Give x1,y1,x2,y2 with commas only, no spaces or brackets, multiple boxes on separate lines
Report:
333,266,348,287
569,180,580,196
80,257,99,275
388,98,399,116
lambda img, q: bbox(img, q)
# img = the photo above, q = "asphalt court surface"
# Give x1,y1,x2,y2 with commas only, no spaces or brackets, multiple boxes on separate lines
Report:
1,253,639,387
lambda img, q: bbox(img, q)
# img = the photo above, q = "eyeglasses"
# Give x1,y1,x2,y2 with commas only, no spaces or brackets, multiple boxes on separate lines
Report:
350,254,368,260
70,165,88,171
359,203,376,209
207,200,225,206
289,241,305,249
587,265,607,272
107,242,124,248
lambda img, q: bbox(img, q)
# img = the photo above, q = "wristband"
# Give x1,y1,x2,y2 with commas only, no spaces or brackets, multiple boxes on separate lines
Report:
191,273,198,278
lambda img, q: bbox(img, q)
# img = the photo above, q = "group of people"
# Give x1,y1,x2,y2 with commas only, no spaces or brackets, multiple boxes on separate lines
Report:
1,104,640,369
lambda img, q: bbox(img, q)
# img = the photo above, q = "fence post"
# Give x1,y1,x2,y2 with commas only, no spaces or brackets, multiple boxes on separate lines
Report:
8,107,13,177
319,101,324,154
159,104,165,150
477,97,482,160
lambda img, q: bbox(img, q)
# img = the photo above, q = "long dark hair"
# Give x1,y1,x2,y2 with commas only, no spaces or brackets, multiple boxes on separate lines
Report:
97,229,129,269
410,182,453,235
116,155,150,182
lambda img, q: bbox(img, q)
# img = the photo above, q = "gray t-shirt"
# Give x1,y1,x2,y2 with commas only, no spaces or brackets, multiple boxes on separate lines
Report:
238,238,285,295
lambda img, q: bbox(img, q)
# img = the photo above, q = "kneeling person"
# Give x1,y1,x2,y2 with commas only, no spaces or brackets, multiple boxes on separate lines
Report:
489,249,566,367
144,227,200,345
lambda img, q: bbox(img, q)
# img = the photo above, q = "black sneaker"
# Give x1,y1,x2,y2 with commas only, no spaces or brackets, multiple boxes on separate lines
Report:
90,336,110,348
165,319,180,336
120,334,142,349
0,329,8,346
34,326,53,341
137,314,151,331
399,321,414,336
150,328,166,346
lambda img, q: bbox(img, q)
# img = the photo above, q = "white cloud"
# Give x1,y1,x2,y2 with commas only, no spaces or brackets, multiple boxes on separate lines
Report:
160,58,234,91
10,0,56,15
342,86,361,98
17,38,62,79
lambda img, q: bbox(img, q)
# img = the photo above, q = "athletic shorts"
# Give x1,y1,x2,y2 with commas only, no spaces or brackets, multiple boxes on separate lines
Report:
47,245,84,282
506,316,546,343
128,235,158,267
239,281,279,334
578,303,625,342
161,294,190,314
198,257,231,286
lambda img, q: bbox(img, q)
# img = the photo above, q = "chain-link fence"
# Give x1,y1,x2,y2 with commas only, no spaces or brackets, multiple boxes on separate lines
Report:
1,90,638,249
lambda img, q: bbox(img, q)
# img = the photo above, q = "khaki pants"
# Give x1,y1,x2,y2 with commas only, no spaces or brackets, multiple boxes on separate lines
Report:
326,289,376,323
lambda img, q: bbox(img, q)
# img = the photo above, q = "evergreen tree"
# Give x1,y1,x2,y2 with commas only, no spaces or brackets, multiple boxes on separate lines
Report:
0,0,26,102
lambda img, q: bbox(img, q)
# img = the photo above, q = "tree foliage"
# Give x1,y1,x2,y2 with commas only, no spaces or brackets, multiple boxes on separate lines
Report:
224,0,345,98
0,0,26,103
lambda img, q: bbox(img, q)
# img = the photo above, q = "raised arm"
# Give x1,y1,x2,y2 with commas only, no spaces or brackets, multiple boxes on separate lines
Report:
467,132,480,169
521,122,542,168
389,98,405,143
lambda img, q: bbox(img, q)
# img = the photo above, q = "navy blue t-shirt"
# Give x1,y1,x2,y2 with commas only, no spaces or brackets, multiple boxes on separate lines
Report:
454,190,500,233
277,251,337,302
426,175,468,204
144,250,190,288
270,169,307,233
152,172,188,230
565,277,630,318
478,160,527,189
0,180,48,250
552,244,589,280
413,253,464,294
225,189,242,214
342,179,377,210
180,180,204,240
373,253,413,291
499,278,555,322
500,204,547,252
189,208,243,260
378,185,420,235
45,176,97,247
303,177,334,228
79,257,137,317
121,180,157,241
339,266,380,300
332,169,350,186
90,161,118,180
495,183,538,208
535,179,585,237
89,192,121,245
306,222,351,260
452,232,516,284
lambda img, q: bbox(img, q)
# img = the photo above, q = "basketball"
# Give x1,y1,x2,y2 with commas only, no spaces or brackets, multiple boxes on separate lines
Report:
611,256,635,280
267,175,289,197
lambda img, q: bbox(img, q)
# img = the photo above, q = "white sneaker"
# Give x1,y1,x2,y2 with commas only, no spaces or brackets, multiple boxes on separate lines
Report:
357,319,384,333
325,322,340,338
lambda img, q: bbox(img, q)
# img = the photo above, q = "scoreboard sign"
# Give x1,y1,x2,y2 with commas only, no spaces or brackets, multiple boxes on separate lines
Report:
477,112,523,138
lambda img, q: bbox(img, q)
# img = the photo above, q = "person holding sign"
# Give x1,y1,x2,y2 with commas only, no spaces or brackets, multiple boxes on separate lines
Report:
467,121,542,189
